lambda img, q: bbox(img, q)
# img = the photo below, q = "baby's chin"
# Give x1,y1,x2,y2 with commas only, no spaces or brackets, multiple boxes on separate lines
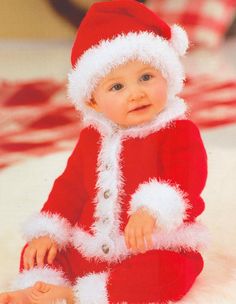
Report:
118,117,156,129
121,114,161,128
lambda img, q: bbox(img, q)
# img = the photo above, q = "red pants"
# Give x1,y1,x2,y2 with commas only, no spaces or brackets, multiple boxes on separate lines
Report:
20,245,203,303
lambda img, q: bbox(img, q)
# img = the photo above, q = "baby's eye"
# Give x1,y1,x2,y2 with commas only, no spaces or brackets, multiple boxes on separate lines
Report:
110,83,123,91
140,74,153,81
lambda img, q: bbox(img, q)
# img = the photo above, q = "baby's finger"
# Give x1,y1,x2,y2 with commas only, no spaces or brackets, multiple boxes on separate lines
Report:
36,247,47,267
23,247,30,270
144,230,154,250
135,230,146,253
47,244,58,264
124,226,130,249
27,247,37,269
128,229,137,252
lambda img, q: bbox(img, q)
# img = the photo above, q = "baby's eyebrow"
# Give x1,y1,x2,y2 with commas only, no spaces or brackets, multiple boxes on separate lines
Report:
102,77,123,86
101,66,157,87
138,67,156,73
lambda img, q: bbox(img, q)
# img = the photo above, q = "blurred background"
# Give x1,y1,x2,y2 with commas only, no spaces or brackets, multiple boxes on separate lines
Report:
0,0,235,40
1,1,236,302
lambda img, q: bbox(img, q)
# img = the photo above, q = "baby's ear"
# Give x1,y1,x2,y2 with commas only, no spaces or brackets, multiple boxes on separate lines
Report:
86,97,97,109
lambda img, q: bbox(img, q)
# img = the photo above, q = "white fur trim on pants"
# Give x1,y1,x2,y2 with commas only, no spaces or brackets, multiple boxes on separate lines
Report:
73,272,109,304
10,267,70,290
22,212,72,248
129,178,189,231
71,222,208,262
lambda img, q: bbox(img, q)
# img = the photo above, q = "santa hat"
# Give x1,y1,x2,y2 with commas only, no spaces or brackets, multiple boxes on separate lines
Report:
68,0,189,114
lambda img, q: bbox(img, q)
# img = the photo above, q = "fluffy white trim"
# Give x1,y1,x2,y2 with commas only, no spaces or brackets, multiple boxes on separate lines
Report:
10,267,70,290
68,31,186,113
71,222,208,262
152,222,209,252
170,25,189,56
71,129,126,263
91,130,124,249
22,212,71,248
71,227,126,262
129,179,189,231
73,272,108,304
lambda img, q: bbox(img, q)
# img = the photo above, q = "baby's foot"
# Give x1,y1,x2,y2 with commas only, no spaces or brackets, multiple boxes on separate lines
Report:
33,281,50,293
0,287,33,304
31,281,74,304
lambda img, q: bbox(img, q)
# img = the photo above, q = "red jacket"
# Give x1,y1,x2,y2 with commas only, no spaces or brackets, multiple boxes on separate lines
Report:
16,99,208,303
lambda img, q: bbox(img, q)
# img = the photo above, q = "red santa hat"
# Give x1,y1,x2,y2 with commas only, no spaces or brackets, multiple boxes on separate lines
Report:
68,0,189,114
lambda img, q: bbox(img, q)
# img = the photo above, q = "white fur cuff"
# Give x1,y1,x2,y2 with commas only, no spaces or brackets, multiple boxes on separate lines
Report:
129,179,189,231
22,212,72,248
11,267,69,290
73,272,109,304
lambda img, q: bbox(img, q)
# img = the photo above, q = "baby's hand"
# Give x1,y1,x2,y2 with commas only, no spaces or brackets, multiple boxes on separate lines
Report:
125,208,156,254
23,236,58,270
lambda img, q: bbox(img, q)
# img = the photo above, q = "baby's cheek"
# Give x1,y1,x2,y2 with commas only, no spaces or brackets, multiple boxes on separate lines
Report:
153,77,167,95
156,84,167,97
107,104,124,121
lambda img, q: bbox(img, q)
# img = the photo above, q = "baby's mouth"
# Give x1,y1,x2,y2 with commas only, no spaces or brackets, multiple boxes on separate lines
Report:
129,104,151,112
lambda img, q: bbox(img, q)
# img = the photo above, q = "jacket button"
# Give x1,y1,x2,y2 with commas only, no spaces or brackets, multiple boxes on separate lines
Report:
104,190,111,199
112,126,119,134
105,164,111,170
102,217,109,224
102,244,110,254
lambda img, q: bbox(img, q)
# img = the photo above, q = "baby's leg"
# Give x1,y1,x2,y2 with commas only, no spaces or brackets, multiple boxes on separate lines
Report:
107,249,203,303
0,287,34,304
30,281,74,304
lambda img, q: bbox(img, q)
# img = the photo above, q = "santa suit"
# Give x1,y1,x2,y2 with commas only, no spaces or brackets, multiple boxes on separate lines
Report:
13,98,208,303
11,1,209,302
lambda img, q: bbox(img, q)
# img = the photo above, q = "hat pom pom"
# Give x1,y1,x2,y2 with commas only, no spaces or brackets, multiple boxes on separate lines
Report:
170,25,189,56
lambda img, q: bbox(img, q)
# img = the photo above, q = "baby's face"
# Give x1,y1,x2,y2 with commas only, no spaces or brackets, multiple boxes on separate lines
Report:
88,60,168,128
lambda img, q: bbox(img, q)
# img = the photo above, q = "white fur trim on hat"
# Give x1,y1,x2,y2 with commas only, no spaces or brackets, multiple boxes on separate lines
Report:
22,212,72,248
10,267,70,290
170,25,189,56
128,178,189,231
73,272,109,304
68,31,187,114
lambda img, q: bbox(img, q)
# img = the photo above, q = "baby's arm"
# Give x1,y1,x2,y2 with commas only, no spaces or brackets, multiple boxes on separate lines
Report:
21,131,88,258
128,120,207,235
11,133,88,291
124,208,156,253
23,236,58,270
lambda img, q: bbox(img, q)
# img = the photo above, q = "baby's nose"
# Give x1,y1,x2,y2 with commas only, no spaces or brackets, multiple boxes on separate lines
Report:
128,86,145,101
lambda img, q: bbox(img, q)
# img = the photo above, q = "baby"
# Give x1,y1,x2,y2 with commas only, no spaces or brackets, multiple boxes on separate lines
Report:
0,1,208,303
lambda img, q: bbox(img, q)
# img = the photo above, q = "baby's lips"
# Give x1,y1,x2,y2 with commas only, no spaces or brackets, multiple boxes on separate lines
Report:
129,104,151,112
